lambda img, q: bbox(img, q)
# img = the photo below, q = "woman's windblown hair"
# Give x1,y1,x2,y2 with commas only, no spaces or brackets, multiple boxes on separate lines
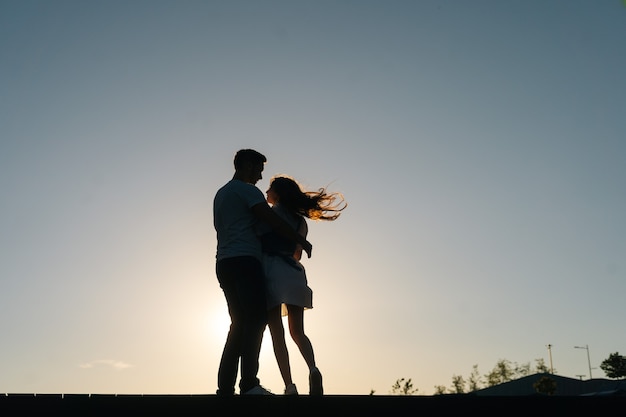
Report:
269,176,347,221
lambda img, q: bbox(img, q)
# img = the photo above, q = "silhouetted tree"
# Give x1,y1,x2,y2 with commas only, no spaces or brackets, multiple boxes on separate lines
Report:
467,364,482,391
433,385,446,395
533,376,557,395
484,359,515,386
534,358,551,374
450,375,465,394
514,362,531,377
600,352,626,379
390,378,418,395
429,356,561,394
483,359,535,387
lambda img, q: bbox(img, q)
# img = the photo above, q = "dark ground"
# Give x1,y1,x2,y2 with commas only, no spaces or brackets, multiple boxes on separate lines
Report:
1,394,624,416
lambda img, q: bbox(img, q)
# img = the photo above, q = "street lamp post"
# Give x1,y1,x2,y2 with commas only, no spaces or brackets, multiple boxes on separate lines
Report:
574,345,592,380
546,344,554,373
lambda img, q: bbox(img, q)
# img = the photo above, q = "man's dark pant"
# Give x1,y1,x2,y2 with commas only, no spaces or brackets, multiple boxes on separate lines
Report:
216,256,267,395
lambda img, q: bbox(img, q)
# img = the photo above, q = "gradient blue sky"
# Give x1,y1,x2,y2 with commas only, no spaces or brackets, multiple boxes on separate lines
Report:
1,1,625,395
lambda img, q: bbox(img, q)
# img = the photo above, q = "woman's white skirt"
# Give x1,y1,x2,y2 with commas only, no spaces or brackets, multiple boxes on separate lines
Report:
263,253,313,316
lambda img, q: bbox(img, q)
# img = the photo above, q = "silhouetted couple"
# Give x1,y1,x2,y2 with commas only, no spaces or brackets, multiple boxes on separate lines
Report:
213,149,345,396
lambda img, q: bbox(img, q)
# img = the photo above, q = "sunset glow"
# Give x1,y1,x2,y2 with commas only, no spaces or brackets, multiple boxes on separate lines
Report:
1,1,625,396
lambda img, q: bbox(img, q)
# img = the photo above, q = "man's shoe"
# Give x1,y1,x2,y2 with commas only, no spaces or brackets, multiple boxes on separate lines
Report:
242,385,274,395
309,367,323,396
284,383,298,395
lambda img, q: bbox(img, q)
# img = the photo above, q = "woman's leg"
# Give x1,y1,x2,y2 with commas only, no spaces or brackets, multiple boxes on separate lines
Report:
286,305,316,369
287,305,323,395
267,305,293,387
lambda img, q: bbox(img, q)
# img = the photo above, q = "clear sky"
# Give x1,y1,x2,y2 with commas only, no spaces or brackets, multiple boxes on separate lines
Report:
1,0,625,395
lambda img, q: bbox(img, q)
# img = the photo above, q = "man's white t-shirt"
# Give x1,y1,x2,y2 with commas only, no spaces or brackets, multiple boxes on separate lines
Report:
213,179,266,262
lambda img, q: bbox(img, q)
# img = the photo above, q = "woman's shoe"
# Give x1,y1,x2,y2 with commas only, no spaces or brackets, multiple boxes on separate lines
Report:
309,367,323,396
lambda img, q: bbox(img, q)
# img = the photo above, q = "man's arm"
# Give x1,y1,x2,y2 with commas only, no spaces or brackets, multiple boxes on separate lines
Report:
251,202,313,258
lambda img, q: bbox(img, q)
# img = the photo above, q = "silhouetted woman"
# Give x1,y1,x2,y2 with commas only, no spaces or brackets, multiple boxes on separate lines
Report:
259,175,346,396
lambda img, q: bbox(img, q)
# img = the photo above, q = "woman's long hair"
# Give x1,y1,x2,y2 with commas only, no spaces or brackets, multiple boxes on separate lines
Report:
269,176,346,221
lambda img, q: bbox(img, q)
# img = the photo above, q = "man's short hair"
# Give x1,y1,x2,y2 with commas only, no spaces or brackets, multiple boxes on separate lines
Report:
234,149,266,170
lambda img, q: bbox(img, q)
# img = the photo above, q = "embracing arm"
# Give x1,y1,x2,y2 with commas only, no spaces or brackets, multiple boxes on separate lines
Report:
293,245,303,261
251,202,313,258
